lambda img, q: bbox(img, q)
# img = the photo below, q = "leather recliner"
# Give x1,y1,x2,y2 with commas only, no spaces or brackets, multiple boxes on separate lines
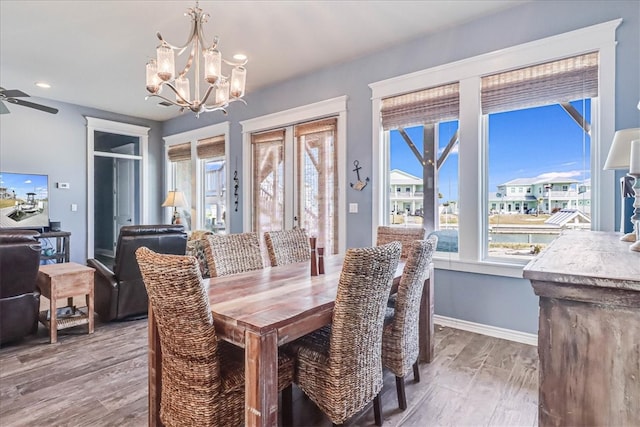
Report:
0,230,42,346
87,224,187,322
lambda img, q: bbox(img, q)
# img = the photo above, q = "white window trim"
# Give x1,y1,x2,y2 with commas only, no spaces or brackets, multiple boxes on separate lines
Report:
370,19,621,278
163,122,230,230
86,117,149,259
240,96,348,253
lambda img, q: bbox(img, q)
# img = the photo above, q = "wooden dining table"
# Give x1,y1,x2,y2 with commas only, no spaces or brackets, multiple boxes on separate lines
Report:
147,254,435,427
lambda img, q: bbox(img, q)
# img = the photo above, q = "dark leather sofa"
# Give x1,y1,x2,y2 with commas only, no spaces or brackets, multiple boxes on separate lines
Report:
87,224,187,322
0,230,42,346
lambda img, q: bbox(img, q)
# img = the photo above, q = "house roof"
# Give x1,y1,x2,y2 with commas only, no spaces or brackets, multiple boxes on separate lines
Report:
545,209,591,226
390,169,422,185
501,177,581,186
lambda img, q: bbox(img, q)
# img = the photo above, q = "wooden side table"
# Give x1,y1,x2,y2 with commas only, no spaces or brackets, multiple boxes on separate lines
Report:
37,262,95,343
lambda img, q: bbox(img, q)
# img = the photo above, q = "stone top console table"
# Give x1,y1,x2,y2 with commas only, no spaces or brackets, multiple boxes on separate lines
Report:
523,230,639,427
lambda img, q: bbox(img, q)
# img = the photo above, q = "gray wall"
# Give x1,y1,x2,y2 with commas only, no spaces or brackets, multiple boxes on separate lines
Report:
0,99,164,263
1,1,638,335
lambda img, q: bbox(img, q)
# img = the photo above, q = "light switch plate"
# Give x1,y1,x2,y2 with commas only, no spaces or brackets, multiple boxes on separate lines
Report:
349,203,358,213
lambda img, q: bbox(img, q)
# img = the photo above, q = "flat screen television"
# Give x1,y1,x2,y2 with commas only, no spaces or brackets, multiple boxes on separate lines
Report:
0,172,50,230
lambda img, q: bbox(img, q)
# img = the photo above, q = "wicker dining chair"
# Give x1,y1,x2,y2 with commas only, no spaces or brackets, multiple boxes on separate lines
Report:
381,236,437,411
377,226,428,308
204,232,264,277
288,241,402,426
135,246,294,427
264,228,310,266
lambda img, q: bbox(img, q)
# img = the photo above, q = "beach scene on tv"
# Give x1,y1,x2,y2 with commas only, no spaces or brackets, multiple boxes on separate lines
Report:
0,172,49,229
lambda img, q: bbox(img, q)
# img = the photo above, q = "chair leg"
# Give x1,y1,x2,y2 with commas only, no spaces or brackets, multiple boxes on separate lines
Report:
281,385,293,427
413,361,420,382
395,376,407,410
373,393,383,426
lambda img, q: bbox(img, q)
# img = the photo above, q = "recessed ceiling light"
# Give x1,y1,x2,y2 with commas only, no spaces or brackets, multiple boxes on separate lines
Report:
233,54,247,61
35,81,51,89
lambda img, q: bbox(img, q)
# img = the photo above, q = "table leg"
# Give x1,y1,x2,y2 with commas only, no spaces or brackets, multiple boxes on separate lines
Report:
86,287,94,335
245,329,279,427
418,263,435,363
50,293,57,344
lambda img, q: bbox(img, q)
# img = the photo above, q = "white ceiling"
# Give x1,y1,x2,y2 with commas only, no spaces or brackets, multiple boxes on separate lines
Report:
0,0,525,122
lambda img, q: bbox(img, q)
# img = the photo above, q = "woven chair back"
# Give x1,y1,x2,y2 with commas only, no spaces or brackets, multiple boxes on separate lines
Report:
135,247,222,427
376,226,426,259
328,241,401,412
204,232,264,277
264,228,310,266
383,235,437,376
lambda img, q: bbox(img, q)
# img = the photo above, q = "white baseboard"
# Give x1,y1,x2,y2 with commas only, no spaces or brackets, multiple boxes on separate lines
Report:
434,314,538,347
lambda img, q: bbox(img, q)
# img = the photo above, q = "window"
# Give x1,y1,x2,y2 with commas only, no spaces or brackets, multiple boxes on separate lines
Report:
241,96,347,254
164,123,230,232
371,20,619,277
380,83,460,251
198,136,227,232
483,52,596,260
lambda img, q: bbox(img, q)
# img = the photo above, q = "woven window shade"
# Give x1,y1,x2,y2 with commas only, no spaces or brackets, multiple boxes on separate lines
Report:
167,142,191,162
197,135,225,159
381,82,460,130
252,129,285,233
481,52,598,114
294,118,337,137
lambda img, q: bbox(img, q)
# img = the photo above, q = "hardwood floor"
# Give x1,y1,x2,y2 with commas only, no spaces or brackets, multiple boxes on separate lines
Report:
0,320,538,426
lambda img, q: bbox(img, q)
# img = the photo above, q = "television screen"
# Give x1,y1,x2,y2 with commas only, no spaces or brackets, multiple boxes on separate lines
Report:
0,172,50,229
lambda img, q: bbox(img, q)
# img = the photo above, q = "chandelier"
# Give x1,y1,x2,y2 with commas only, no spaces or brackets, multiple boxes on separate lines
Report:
145,1,247,117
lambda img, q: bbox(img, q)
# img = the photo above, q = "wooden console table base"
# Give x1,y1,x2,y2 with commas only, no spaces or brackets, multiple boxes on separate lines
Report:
37,262,95,344
523,231,640,427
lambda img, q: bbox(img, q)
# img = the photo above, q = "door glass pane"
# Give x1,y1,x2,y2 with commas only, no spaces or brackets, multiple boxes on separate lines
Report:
172,159,192,230
253,140,284,233
297,127,337,253
202,158,226,233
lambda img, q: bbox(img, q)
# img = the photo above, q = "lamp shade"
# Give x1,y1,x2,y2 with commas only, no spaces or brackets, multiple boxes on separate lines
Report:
603,128,640,170
162,190,188,208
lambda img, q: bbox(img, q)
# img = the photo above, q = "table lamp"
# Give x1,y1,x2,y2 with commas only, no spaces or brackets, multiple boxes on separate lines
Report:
604,127,640,251
162,190,188,224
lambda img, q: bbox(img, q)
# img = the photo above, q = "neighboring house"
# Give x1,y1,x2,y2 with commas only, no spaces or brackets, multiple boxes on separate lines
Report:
389,169,424,215
490,177,591,216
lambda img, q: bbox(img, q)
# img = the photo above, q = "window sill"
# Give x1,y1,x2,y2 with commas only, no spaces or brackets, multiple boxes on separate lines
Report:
433,256,526,278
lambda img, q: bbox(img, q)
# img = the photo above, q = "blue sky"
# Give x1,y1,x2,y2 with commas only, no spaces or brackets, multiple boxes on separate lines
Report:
0,172,49,200
390,100,591,202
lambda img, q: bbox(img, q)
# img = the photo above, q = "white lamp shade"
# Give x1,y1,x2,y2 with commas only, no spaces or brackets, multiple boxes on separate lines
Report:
603,128,640,170
162,190,188,208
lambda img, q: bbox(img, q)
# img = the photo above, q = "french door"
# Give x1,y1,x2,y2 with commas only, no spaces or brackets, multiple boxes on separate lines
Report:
251,118,338,254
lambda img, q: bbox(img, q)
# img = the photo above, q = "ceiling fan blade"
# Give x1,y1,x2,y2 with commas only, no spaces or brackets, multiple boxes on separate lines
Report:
8,98,58,114
1,89,29,98
0,100,10,114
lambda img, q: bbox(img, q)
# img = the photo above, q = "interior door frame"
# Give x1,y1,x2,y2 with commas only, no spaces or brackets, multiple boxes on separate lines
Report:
86,117,149,259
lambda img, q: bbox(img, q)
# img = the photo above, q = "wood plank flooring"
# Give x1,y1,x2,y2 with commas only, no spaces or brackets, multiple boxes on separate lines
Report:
0,320,538,426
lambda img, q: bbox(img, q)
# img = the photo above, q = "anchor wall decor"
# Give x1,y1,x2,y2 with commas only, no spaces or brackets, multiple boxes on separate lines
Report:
350,160,369,191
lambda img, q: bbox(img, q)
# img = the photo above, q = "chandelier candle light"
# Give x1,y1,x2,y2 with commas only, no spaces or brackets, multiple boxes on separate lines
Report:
145,1,247,117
